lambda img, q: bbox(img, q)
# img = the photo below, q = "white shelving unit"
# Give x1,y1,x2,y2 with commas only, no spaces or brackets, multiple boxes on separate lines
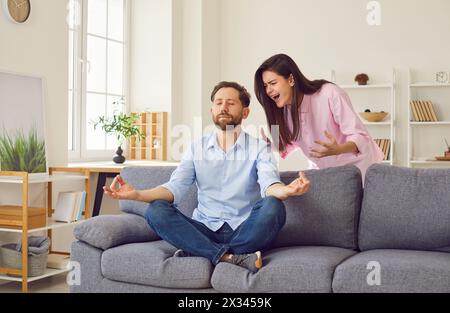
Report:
0,218,85,233
0,171,88,292
337,69,396,165
0,174,88,184
407,68,450,167
0,267,71,283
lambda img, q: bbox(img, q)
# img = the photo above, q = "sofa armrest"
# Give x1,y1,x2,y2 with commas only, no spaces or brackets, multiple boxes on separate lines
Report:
73,213,160,250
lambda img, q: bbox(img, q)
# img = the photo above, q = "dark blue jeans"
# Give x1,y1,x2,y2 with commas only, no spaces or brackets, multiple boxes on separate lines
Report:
144,196,286,265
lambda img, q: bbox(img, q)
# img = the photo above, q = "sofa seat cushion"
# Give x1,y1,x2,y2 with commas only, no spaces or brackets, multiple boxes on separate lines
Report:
332,249,450,293
211,246,356,293
101,240,213,289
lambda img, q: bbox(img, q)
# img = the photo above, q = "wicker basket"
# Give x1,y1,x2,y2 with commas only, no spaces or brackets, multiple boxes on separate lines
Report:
0,243,48,277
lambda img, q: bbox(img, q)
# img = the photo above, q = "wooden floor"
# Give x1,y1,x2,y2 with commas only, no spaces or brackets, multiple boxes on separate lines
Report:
0,273,68,293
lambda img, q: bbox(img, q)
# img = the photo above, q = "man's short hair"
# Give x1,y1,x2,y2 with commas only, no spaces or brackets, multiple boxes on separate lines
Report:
210,81,251,108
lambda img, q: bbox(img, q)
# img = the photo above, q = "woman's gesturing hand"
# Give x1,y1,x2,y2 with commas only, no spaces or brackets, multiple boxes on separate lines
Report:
310,130,341,158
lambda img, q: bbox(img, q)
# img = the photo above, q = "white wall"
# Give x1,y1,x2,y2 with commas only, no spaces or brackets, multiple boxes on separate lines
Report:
0,0,69,246
200,0,220,130
217,0,450,169
0,0,68,167
159,0,221,160
129,0,172,113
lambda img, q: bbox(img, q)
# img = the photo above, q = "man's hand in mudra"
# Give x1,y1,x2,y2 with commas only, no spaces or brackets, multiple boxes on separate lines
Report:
103,175,138,200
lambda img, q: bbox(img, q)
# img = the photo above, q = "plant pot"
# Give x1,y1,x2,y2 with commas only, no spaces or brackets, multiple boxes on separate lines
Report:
113,146,126,164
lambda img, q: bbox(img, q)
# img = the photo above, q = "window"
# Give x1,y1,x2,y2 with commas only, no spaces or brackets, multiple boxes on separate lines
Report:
68,0,128,160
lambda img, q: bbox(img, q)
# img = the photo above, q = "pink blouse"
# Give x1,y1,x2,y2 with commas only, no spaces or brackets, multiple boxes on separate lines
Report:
280,83,384,181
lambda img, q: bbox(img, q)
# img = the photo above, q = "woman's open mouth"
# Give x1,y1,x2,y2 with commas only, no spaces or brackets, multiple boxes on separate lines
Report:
272,94,280,102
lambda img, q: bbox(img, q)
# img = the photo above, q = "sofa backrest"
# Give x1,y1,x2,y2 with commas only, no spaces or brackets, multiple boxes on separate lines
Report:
120,165,363,250
269,165,363,250
120,166,198,217
358,164,450,252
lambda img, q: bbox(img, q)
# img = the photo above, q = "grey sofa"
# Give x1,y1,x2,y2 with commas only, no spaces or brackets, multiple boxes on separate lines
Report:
70,164,450,293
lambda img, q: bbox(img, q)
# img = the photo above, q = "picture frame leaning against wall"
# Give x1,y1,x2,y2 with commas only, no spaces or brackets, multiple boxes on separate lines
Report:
0,70,48,177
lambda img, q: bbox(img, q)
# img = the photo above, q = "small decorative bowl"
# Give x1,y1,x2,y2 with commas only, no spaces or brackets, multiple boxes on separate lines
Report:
359,112,388,122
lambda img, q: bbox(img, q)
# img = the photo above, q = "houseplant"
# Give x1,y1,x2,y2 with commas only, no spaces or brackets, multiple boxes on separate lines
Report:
0,126,46,172
92,113,145,163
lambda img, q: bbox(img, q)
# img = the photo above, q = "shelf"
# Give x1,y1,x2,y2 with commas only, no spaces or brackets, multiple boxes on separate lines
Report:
410,121,450,125
407,69,450,168
339,83,392,89
129,111,168,161
410,159,450,164
0,218,85,233
410,83,450,88
0,267,70,282
0,170,89,292
363,121,391,126
0,174,87,184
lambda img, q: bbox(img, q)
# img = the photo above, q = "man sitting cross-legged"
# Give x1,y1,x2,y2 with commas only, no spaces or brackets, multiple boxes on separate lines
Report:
103,81,310,273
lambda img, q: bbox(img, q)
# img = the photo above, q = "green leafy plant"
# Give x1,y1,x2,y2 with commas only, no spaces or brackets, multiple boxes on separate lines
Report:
0,127,47,173
92,112,145,146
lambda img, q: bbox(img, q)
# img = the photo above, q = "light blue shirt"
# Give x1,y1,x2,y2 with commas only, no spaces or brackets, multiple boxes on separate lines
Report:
161,131,281,231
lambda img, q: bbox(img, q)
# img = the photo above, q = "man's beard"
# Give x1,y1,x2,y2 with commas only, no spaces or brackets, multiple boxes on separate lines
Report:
213,113,242,131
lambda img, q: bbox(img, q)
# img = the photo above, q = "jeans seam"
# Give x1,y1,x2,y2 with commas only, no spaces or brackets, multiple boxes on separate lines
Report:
212,245,228,265
228,222,245,245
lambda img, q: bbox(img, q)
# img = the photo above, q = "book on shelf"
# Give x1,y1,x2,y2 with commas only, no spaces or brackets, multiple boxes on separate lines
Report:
425,101,439,121
421,100,432,121
410,100,439,122
375,138,390,161
385,140,391,161
47,253,70,269
410,101,420,121
417,100,427,121
53,191,86,223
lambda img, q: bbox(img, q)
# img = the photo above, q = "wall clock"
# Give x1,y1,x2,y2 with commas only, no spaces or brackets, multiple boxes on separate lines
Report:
436,71,449,84
2,0,31,23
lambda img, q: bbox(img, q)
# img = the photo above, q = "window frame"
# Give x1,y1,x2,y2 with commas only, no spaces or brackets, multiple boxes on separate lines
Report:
69,0,130,162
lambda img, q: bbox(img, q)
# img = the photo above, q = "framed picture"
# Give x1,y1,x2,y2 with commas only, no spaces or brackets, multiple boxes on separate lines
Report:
0,70,48,175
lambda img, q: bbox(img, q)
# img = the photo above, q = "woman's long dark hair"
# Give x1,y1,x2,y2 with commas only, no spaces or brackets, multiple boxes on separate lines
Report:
254,54,331,153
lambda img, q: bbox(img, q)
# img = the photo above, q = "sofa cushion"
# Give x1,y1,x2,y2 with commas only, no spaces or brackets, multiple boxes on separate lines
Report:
120,166,198,217
211,246,356,293
332,249,450,293
269,165,362,250
101,240,213,289
359,164,450,251
73,214,159,250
